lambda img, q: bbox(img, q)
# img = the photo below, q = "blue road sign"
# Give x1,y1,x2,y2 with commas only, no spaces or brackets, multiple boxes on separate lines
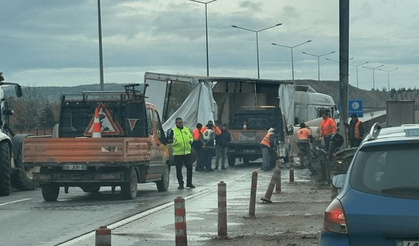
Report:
348,99,363,117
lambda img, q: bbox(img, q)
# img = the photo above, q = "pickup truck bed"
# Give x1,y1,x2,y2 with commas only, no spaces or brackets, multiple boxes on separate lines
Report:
23,137,150,165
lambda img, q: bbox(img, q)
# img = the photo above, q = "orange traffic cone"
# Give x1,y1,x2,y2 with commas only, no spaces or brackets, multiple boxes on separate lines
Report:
243,121,247,130
92,107,102,138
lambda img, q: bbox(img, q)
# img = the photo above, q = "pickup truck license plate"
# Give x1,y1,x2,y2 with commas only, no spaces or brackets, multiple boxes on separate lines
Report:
397,240,419,246
63,164,87,171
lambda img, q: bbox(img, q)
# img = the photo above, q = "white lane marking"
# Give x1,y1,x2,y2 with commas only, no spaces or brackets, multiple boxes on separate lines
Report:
0,198,32,206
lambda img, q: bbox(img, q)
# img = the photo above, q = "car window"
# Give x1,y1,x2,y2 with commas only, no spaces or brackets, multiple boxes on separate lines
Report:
350,143,419,199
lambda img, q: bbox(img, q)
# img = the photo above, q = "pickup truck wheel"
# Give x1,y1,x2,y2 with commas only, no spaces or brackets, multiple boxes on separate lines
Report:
11,146,39,191
228,156,236,167
42,184,59,201
121,168,137,200
156,165,169,192
0,142,11,196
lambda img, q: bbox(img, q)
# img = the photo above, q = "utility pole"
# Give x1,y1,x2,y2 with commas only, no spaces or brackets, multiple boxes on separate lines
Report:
339,0,350,147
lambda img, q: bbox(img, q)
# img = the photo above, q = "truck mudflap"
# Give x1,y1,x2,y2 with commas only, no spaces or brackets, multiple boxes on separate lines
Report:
33,171,124,184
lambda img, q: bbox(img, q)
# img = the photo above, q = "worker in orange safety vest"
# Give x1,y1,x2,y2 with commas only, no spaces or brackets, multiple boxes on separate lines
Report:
344,113,365,147
260,128,277,171
320,112,337,151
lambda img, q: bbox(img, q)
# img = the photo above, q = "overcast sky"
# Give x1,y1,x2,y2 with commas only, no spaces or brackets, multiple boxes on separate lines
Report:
1,0,418,91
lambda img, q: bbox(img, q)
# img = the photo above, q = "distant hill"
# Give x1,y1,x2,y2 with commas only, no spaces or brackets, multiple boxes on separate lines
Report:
4,80,418,110
4,83,130,101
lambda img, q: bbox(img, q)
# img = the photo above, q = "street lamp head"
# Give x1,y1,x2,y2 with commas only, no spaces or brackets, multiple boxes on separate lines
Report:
232,25,238,28
307,40,312,43
275,23,282,26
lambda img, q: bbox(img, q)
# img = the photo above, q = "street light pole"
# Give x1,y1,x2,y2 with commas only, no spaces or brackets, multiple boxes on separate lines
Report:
190,0,217,76
302,51,335,80
272,40,312,80
232,23,282,79
379,67,398,91
348,61,369,88
325,57,353,81
97,0,104,91
362,64,384,90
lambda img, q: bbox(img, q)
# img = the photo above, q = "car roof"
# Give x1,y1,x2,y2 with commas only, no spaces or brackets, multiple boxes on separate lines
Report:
361,123,419,147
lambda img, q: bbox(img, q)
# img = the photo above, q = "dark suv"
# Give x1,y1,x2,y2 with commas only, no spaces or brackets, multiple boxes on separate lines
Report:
320,123,419,246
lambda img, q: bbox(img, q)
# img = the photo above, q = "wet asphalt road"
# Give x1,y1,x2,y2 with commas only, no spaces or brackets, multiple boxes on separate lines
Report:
0,161,265,246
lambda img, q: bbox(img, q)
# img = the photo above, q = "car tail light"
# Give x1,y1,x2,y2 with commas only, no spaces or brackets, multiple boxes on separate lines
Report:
323,199,348,234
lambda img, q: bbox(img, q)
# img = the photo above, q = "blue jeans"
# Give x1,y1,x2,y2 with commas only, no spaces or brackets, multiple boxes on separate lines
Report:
261,146,270,170
203,147,215,170
215,145,228,168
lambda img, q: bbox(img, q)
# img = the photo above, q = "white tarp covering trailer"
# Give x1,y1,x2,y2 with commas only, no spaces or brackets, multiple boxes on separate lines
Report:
144,72,296,165
143,72,296,131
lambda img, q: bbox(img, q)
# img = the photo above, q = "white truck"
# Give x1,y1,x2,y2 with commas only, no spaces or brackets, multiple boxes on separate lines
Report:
386,100,415,127
143,72,336,164
0,71,38,196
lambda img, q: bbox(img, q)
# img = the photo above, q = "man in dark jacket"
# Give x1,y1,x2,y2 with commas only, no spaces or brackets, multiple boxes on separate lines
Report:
345,113,365,147
214,124,231,170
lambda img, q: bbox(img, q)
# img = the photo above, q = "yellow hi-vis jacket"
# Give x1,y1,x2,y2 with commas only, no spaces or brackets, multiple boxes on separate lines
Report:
171,126,193,156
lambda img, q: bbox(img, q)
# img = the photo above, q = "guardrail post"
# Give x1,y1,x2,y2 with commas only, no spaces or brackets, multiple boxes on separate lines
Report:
275,159,282,193
289,156,295,183
174,197,187,246
95,226,111,246
249,171,258,216
261,164,282,203
218,181,228,239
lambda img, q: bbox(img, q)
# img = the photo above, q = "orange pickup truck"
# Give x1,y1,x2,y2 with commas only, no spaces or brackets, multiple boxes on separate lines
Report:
23,84,172,201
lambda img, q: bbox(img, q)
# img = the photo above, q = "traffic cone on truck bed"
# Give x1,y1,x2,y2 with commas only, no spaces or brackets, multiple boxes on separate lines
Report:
92,107,102,138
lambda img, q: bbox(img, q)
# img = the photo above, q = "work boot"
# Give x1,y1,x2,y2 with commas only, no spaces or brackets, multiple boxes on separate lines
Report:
221,166,226,170
178,182,184,189
186,184,196,188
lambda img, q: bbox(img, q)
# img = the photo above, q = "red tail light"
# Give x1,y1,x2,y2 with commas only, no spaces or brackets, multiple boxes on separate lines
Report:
323,199,348,234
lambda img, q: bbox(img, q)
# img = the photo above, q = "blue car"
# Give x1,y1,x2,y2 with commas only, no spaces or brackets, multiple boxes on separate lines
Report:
319,123,419,246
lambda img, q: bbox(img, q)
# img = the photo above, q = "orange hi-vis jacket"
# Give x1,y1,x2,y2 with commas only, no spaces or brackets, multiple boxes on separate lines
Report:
354,120,362,139
297,128,311,140
320,117,337,137
201,125,221,135
193,128,203,141
260,133,274,148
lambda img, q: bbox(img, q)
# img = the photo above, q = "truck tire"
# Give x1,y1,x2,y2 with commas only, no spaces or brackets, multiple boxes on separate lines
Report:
228,156,236,166
11,146,38,191
0,142,11,196
156,165,170,192
121,168,138,200
42,184,60,201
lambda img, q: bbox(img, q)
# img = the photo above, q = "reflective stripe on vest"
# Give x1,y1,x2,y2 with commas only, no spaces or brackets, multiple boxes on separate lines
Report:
260,133,273,148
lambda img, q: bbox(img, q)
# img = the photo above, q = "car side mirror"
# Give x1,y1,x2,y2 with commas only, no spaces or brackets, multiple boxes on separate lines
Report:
166,129,174,144
331,174,346,189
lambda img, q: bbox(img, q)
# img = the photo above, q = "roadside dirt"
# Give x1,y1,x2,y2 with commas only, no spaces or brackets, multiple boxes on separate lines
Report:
202,170,331,246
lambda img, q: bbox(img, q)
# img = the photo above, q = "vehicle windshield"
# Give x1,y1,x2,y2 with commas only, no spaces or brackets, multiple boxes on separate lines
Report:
350,143,419,199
